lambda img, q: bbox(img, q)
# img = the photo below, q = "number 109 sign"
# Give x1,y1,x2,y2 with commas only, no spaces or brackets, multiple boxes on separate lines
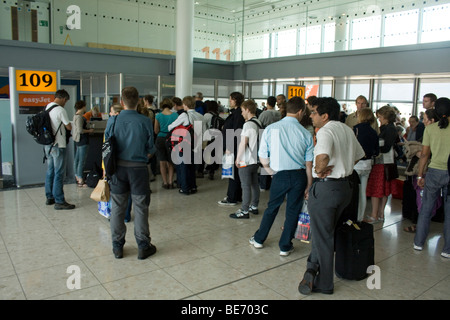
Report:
16,70,57,93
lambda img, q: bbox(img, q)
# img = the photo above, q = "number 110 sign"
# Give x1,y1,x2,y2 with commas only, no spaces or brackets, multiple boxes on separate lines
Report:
16,70,57,93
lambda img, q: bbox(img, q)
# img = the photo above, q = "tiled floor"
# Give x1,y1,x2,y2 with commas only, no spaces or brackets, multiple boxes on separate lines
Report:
0,174,449,300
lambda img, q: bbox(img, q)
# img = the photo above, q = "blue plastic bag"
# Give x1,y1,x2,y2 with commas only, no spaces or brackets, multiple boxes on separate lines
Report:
98,200,111,219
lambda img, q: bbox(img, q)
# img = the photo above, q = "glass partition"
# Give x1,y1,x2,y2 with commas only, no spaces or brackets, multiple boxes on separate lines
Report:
70,70,450,121
418,77,450,101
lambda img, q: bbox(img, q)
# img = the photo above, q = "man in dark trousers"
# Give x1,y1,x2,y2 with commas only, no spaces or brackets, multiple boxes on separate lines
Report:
104,86,156,260
218,92,245,206
249,96,314,256
298,97,365,295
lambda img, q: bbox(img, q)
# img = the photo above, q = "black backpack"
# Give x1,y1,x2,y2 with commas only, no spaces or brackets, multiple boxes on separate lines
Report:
86,163,102,188
210,113,225,131
102,115,118,179
26,104,62,145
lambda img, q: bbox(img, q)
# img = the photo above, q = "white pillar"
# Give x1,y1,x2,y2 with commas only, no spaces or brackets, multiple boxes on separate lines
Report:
175,0,194,98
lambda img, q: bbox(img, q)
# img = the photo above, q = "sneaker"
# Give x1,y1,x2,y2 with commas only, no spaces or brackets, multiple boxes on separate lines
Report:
54,201,75,210
413,244,423,251
179,189,191,195
138,244,157,260
218,197,237,206
280,247,294,256
248,205,259,215
441,252,450,259
249,236,263,249
229,209,249,219
46,198,55,205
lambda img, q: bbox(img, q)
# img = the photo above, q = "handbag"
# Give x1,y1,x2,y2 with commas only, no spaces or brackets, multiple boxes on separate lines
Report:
295,201,311,243
384,163,399,181
102,115,118,178
90,179,110,202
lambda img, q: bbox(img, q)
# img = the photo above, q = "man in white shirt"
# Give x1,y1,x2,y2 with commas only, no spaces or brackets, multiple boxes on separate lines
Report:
230,100,263,219
168,96,206,194
44,89,75,210
299,97,365,296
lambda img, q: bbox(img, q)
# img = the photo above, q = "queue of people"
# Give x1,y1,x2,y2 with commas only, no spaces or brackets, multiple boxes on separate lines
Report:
42,88,449,298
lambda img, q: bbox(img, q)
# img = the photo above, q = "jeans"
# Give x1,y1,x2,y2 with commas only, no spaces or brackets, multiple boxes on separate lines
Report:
45,145,66,204
238,164,260,211
253,170,307,251
73,144,88,180
414,168,450,254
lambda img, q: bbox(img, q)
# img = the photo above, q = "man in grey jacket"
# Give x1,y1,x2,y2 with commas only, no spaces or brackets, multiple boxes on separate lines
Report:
104,86,156,260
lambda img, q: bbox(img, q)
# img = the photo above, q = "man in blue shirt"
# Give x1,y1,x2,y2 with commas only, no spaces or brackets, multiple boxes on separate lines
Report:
104,86,156,260
249,96,314,256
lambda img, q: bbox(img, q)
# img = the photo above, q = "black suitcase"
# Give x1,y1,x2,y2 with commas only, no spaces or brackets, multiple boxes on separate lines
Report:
335,221,375,281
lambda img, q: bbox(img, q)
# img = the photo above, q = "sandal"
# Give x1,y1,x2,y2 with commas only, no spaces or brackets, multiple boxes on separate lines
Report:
364,216,377,224
77,180,88,188
404,225,416,233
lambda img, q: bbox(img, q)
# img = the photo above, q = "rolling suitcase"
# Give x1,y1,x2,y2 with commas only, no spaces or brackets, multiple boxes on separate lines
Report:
335,221,374,281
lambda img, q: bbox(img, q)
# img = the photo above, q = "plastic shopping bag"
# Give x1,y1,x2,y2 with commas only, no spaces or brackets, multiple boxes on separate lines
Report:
221,153,234,179
295,201,311,243
98,200,111,219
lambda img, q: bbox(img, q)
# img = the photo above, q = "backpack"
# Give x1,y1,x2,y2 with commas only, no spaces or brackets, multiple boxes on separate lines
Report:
86,163,102,188
165,112,195,153
26,103,62,145
210,113,225,131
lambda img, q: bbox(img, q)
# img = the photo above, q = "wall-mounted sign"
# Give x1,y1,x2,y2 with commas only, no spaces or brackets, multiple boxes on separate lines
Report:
18,93,54,114
286,85,306,100
15,70,57,93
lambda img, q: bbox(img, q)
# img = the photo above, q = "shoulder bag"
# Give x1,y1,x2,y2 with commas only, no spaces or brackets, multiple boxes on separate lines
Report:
102,115,119,178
